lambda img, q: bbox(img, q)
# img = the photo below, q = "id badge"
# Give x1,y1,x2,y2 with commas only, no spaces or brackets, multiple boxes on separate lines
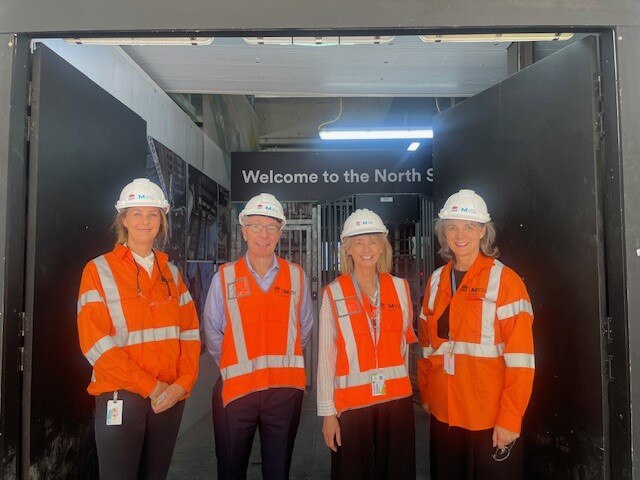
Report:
106,394,123,426
371,372,386,396
444,352,455,375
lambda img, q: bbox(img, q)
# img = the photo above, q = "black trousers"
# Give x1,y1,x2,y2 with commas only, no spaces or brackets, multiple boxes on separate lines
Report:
430,415,523,480
331,396,416,480
94,390,185,480
212,378,304,480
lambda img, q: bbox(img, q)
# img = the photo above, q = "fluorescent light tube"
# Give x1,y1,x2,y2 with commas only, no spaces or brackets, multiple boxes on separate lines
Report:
243,36,394,46
64,37,214,46
419,33,573,43
407,142,421,151
319,128,433,140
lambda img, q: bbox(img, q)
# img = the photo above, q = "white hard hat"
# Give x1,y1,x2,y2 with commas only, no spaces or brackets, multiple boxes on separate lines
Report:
438,189,491,223
115,178,170,213
341,209,388,240
238,193,287,227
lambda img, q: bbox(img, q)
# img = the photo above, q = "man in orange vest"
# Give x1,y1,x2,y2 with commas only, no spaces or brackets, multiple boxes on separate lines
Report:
203,193,314,480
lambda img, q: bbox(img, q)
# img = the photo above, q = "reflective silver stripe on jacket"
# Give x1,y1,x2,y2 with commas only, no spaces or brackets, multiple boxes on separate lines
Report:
496,299,534,320
286,264,302,356
179,291,193,306
334,365,408,389
480,261,504,346
222,259,303,375
167,261,179,286
423,341,505,358
220,354,305,380
85,326,188,365
427,266,444,311
503,352,535,368
127,326,180,346
84,335,117,366
180,329,200,341
391,276,410,357
328,280,361,373
222,262,249,364
77,289,105,314
92,255,129,346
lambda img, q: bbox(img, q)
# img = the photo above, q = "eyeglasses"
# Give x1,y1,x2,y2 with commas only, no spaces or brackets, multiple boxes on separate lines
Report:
244,223,281,235
134,251,173,306
492,440,516,462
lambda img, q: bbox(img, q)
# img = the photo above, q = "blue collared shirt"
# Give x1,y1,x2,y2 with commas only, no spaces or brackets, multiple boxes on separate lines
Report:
202,253,314,364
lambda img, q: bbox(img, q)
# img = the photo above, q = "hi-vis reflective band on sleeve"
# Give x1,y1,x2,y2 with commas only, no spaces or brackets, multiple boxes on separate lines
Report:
84,326,195,365
219,261,304,381
328,276,409,388
179,291,193,306
503,352,535,368
77,290,105,313
496,299,534,320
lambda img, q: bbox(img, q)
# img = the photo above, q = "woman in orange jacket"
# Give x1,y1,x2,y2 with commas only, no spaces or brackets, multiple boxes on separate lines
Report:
419,189,534,480
317,208,418,480
77,178,200,479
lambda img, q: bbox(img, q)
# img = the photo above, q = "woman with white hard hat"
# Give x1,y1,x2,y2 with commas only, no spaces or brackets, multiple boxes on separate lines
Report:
77,178,200,479
418,189,535,480
317,208,418,479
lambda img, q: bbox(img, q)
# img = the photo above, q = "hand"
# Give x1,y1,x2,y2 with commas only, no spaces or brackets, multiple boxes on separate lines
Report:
152,383,186,414
422,403,430,414
149,381,169,402
322,415,342,452
492,425,519,449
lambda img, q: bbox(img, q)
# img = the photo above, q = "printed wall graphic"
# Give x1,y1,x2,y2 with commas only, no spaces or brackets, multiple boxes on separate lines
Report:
217,186,230,262
186,261,217,342
187,165,219,261
146,135,187,273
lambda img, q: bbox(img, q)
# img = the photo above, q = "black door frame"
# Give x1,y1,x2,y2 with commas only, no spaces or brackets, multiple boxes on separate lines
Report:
0,27,632,479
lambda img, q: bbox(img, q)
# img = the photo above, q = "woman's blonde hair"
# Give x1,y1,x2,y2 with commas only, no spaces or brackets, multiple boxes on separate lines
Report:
339,233,393,275
434,219,499,262
112,208,169,247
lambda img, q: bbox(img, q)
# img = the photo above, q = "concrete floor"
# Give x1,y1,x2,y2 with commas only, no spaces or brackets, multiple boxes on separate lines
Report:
168,392,430,479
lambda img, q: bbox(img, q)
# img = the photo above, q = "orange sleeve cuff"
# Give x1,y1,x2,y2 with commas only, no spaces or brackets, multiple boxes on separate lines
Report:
138,374,159,398
496,409,523,434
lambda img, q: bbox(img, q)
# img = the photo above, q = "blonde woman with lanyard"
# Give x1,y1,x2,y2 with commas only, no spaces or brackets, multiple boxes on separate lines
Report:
318,209,418,480
418,189,534,480
77,178,200,479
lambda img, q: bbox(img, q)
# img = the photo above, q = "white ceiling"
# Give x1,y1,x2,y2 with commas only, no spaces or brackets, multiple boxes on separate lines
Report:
123,36,511,98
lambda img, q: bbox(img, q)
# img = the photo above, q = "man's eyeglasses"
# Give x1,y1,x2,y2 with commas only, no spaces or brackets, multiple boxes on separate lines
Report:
244,223,281,235
492,440,516,462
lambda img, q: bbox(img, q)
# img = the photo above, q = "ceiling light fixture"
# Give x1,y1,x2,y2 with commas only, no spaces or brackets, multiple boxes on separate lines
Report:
319,127,433,140
243,36,394,46
63,37,214,46
419,33,573,43
407,142,421,151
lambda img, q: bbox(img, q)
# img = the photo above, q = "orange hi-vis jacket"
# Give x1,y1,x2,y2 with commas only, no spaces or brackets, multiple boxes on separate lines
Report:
418,254,534,434
219,256,306,406
77,243,201,398
325,273,417,414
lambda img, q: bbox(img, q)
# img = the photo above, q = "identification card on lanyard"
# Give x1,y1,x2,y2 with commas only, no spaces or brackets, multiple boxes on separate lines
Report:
371,372,387,396
106,391,123,426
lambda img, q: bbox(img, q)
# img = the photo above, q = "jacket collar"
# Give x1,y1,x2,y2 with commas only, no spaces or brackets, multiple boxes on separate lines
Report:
446,253,495,281
112,242,168,265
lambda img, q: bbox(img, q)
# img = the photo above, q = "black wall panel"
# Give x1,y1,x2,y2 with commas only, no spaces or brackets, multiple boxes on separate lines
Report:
433,37,607,478
24,44,147,477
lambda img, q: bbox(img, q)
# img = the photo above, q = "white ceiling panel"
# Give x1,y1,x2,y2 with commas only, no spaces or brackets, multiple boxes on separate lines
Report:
123,36,510,97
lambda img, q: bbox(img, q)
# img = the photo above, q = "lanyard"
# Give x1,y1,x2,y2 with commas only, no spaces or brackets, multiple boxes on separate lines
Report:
451,267,458,295
351,274,381,369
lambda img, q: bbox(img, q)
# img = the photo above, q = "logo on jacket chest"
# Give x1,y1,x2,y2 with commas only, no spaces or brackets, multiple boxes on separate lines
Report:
228,277,251,299
458,285,486,295
273,285,296,296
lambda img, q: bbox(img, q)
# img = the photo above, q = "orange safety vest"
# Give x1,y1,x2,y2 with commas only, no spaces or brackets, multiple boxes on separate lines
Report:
325,273,417,414
219,256,305,406
418,254,534,434
77,243,201,397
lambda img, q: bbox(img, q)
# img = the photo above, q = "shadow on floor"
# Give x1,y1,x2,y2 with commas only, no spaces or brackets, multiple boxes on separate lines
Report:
168,392,430,479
